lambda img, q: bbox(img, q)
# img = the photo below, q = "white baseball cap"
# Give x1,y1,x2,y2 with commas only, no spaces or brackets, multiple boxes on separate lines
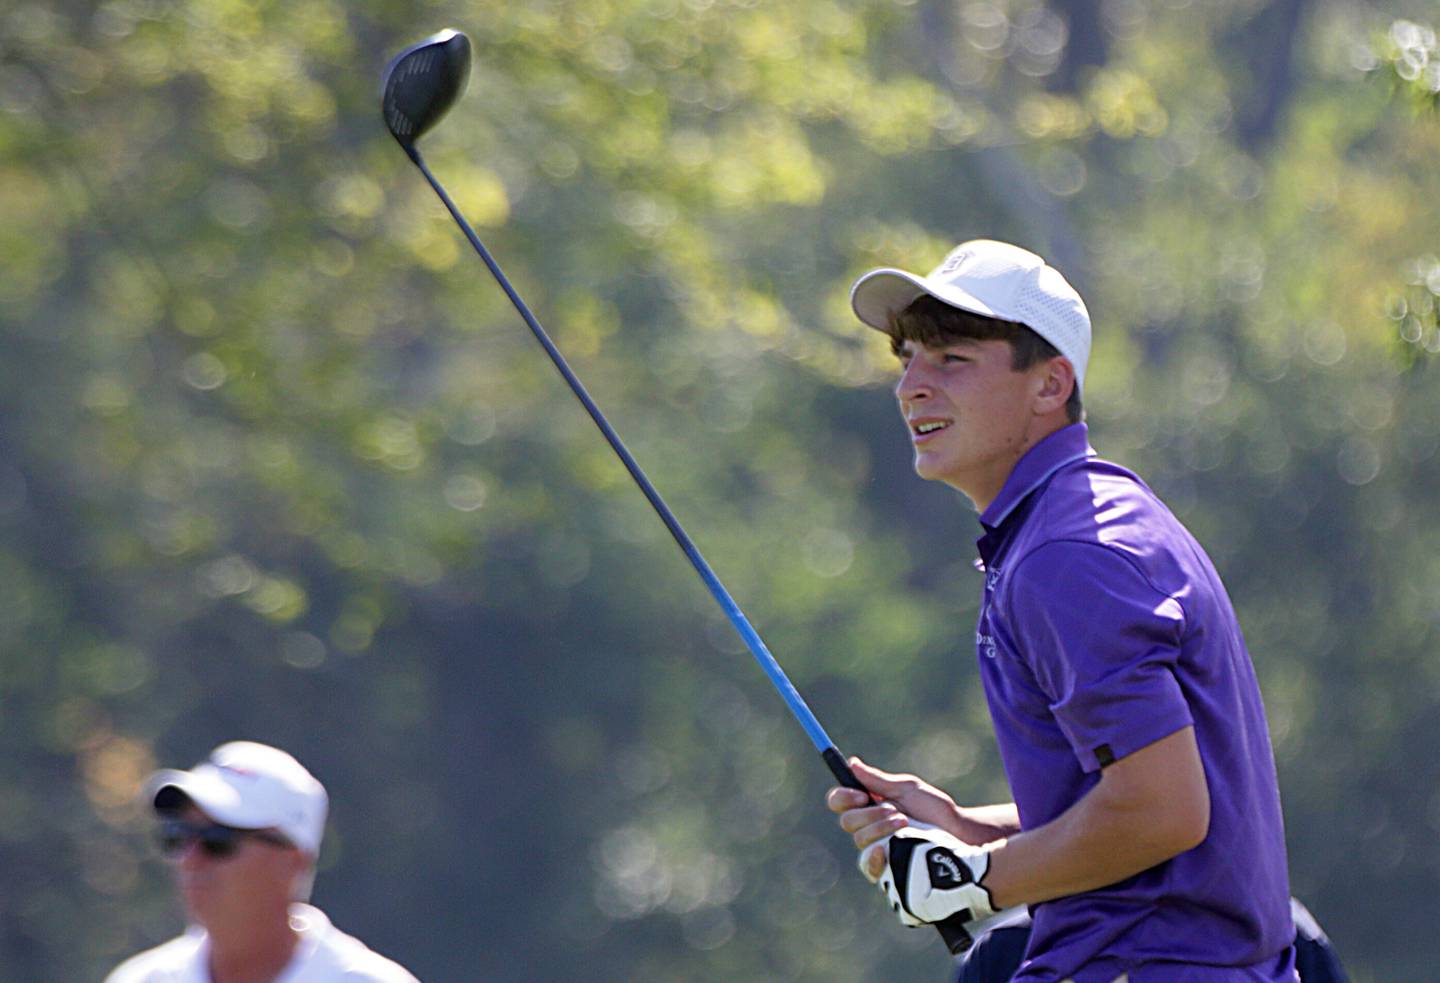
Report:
147,741,329,855
849,239,1092,392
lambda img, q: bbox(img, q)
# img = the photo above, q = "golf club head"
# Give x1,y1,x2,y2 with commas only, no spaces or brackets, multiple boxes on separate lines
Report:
381,29,472,148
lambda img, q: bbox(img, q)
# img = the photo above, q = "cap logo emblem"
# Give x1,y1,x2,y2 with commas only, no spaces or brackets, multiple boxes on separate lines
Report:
939,251,972,277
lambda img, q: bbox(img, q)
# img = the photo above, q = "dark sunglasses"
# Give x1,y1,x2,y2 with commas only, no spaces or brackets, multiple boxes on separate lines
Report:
157,818,293,859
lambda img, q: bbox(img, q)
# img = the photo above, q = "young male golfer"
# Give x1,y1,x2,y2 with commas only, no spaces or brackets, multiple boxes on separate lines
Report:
826,240,1297,980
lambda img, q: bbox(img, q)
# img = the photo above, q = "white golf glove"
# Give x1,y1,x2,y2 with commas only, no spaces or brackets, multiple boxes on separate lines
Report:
859,823,999,929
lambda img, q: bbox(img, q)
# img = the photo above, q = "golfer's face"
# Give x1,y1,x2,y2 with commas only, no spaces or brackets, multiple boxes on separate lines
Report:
893,338,1043,502
168,806,300,926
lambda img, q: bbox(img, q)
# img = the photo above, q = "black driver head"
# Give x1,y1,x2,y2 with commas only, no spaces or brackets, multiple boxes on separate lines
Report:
381,29,472,148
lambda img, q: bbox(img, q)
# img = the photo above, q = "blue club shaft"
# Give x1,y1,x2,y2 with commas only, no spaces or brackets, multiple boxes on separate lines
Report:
408,147,840,758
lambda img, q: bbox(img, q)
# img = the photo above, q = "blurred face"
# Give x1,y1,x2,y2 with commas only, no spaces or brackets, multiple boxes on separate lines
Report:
894,337,1050,509
163,805,307,928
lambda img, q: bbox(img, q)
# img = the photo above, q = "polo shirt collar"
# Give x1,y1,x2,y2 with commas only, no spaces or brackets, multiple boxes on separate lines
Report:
979,422,1096,532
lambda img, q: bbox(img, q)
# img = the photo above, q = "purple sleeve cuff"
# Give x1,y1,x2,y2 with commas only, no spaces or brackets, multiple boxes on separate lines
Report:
1057,662,1193,772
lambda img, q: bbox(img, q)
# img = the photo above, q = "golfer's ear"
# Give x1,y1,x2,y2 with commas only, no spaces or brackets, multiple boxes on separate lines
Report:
1034,357,1075,413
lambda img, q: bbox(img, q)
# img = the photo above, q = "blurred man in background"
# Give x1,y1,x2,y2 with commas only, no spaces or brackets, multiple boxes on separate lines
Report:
105,740,420,983
825,240,1297,979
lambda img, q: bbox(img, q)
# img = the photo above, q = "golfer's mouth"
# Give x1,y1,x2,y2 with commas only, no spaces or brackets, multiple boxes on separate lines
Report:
911,418,952,441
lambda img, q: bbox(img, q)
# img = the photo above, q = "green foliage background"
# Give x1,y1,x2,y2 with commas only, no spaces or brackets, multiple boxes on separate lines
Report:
2,1,1438,980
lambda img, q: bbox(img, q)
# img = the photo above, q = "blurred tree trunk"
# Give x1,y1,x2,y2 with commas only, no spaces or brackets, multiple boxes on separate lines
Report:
1051,0,1109,94
1231,0,1311,150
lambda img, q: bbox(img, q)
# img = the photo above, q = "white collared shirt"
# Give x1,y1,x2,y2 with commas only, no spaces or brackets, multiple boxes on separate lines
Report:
104,904,420,983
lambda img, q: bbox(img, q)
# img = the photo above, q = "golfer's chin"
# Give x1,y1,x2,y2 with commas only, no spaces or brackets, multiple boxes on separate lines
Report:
180,883,217,923
911,449,952,483
912,451,976,501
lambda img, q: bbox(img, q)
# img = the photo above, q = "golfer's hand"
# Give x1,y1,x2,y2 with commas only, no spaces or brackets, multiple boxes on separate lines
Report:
878,826,999,928
825,757,963,881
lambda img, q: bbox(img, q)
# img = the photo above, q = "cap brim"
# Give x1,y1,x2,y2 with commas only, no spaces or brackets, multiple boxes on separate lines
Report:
146,767,263,830
850,268,1004,332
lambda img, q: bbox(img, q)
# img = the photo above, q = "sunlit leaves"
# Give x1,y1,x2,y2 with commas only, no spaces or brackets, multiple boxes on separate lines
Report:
1086,67,1168,137
1372,18,1440,111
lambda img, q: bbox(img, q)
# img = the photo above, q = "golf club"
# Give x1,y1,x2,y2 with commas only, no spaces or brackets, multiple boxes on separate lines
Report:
381,29,978,953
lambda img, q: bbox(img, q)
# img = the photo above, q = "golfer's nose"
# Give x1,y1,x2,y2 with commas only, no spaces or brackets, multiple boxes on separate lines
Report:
895,359,933,405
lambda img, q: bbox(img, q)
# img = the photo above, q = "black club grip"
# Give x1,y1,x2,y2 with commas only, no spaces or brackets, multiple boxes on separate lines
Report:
821,749,979,954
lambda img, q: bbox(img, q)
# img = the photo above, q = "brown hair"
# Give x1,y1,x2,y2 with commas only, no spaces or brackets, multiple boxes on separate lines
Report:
887,295,1084,423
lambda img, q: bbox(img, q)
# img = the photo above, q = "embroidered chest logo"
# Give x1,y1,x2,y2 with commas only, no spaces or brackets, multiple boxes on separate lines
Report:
977,565,1000,659
976,630,999,659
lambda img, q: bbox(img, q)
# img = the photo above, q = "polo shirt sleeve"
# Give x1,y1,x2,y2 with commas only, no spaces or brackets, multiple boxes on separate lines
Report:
1003,540,1190,772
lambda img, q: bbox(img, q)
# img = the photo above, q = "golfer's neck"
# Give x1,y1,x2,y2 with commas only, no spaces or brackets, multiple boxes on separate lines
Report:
206,914,298,983
945,456,1018,514
950,414,1070,512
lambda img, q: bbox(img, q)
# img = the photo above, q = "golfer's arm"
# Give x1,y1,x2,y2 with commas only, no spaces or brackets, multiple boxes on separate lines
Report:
981,726,1209,909
951,802,1022,844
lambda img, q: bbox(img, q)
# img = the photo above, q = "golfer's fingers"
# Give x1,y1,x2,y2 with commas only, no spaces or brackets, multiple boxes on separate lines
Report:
840,806,909,849
833,799,892,830
825,785,873,813
849,758,924,802
858,840,888,881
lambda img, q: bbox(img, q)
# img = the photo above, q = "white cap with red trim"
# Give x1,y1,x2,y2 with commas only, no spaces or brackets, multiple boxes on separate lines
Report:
146,741,328,855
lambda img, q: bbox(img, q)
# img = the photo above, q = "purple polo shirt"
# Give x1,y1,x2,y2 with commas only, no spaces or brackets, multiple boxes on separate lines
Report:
974,423,1295,981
